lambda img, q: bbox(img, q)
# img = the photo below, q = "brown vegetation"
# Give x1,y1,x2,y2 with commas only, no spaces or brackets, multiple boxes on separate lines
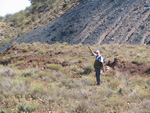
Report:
1,43,150,76
0,43,150,113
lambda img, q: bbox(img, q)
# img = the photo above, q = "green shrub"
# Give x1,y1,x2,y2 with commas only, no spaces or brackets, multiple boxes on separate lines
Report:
14,60,25,66
21,71,32,77
84,65,94,74
31,14,38,22
30,82,46,99
21,68,39,77
38,50,46,54
107,95,126,110
38,71,49,78
23,48,29,52
108,79,120,89
61,80,81,89
21,43,27,47
18,102,38,113
63,2,68,8
33,85,43,93
81,78,95,86
78,58,83,63
46,64,62,70
62,42,68,46
0,39,11,47
2,96,18,108
71,66,79,72
75,101,88,113
10,54,18,58
132,56,143,65
0,110,6,113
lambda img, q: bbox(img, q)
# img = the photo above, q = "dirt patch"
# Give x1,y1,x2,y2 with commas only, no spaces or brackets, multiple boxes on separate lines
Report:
0,44,77,70
108,58,150,76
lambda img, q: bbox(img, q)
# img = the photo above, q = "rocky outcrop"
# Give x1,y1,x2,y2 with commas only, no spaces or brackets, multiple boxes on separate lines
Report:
1,0,150,52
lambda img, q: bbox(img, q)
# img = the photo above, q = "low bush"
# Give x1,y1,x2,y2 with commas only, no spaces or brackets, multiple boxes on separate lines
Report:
21,68,39,77
0,110,6,113
38,50,46,54
78,58,83,63
13,60,25,66
61,79,81,89
107,79,120,90
37,71,50,80
23,48,29,52
106,95,126,111
75,101,88,113
83,65,94,74
81,78,95,86
18,102,38,113
10,54,18,58
0,67,17,77
46,63,62,70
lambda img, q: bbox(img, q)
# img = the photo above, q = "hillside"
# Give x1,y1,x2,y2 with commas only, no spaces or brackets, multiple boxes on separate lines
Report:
1,0,150,52
0,43,150,112
0,0,80,48
1,43,150,75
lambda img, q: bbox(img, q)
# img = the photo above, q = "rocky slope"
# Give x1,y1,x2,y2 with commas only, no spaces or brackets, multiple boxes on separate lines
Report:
0,0,80,45
1,0,150,52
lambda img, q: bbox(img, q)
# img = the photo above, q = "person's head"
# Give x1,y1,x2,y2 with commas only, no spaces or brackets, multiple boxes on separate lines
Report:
95,50,100,56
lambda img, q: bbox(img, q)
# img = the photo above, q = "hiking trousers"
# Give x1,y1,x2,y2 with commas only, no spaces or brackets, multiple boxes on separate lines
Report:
95,68,101,85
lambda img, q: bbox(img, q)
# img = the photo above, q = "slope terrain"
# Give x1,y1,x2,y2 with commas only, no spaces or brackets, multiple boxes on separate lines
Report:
1,0,150,52
0,43,150,76
0,43,150,112
0,0,80,48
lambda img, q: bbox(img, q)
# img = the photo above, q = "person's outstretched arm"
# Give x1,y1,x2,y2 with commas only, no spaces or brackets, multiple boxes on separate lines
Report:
88,46,94,56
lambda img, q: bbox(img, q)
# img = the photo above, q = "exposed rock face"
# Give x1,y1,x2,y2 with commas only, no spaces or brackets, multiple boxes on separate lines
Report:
1,0,150,52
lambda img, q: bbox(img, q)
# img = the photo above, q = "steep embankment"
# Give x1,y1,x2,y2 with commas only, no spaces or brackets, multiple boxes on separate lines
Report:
1,0,150,52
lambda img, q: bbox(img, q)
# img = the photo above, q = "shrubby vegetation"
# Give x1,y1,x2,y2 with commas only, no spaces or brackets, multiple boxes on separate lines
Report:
0,0,80,48
0,43,150,112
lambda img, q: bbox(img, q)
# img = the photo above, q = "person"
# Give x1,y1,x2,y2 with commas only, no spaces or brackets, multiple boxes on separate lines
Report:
88,46,105,85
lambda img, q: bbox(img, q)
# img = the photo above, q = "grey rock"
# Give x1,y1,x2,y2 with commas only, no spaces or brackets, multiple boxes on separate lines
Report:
1,0,150,52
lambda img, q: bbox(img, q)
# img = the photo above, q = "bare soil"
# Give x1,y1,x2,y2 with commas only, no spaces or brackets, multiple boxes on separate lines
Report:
108,58,150,76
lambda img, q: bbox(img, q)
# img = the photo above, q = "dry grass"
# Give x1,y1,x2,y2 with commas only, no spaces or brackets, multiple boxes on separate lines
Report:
0,43,150,112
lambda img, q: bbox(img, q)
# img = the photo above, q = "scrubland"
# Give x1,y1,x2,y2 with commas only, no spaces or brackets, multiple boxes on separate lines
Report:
0,43,150,113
